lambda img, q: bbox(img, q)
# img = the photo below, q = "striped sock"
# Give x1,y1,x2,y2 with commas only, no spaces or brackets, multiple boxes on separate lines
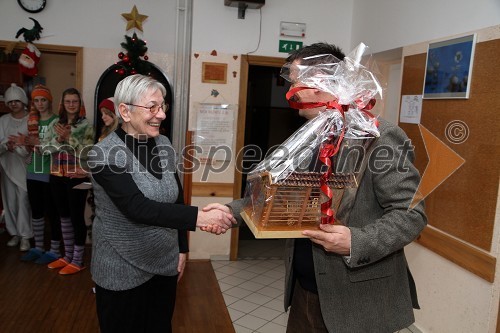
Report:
72,245,85,267
60,217,74,263
50,240,61,257
32,217,45,251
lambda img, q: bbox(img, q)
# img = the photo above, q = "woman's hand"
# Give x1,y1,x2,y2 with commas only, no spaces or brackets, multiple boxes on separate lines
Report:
199,203,235,234
5,140,15,152
54,123,71,143
24,134,40,147
196,204,236,234
8,133,25,147
177,253,187,281
68,168,89,179
199,224,226,235
6,133,27,152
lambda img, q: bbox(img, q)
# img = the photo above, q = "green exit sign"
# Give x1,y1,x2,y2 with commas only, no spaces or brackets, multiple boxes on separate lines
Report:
279,40,303,53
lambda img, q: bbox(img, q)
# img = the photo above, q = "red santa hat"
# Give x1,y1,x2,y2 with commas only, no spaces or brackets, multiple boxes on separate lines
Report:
99,97,121,121
99,98,115,115
19,43,41,77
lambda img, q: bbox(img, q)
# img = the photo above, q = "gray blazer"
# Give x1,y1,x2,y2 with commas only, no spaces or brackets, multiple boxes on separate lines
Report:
230,119,427,333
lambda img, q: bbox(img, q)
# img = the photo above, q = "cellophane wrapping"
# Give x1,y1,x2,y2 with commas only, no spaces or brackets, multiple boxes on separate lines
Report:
242,43,384,234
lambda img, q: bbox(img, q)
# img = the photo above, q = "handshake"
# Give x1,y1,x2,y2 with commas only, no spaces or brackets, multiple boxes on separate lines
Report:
196,203,237,235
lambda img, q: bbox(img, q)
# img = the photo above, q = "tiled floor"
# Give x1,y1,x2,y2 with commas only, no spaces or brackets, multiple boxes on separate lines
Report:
212,239,420,333
212,239,287,333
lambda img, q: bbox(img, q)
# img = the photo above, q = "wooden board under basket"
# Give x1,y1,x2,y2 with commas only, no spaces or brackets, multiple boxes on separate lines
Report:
241,210,318,238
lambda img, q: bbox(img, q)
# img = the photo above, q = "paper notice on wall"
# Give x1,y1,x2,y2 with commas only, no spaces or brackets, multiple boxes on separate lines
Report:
194,103,235,162
400,95,423,124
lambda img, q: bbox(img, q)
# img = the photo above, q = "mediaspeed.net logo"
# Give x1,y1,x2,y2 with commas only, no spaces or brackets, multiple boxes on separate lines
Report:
32,121,468,207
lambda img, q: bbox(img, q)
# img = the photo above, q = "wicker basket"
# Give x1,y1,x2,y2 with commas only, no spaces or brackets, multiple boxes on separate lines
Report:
241,171,357,238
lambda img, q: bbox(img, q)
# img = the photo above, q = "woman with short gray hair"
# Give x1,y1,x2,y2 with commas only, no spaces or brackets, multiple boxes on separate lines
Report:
89,74,235,333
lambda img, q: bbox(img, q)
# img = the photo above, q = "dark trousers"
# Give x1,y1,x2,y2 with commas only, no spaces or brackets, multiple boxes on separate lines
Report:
287,280,328,333
49,175,88,245
95,274,178,333
27,179,61,241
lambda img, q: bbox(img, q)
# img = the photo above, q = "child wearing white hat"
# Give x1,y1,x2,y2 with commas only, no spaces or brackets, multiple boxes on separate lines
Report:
0,83,32,251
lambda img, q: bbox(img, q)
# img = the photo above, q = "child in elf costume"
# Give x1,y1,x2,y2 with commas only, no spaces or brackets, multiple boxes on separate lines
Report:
20,85,62,264
0,84,31,251
40,88,95,275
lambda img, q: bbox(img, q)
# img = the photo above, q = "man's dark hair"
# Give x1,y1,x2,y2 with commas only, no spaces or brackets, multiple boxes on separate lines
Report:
286,42,345,65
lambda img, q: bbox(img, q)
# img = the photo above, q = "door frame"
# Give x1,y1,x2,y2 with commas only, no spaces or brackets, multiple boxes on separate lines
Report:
0,41,83,91
229,54,286,260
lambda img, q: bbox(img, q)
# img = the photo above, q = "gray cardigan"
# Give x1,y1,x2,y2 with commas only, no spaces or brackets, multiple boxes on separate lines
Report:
89,133,181,291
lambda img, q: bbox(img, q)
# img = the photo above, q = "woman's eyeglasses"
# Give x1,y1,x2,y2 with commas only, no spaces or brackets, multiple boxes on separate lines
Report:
125,102,169,115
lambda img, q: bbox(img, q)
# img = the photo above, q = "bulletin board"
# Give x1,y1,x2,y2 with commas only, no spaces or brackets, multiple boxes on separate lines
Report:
399,38,500,281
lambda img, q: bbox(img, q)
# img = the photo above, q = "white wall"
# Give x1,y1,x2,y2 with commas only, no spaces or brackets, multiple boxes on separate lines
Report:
0,0,177,53
351,0,500,53
1,1,499,331
192,0,354,56
407,242,499,333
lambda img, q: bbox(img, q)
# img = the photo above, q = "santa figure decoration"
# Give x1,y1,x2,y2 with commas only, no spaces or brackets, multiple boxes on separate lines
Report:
18,43,41,77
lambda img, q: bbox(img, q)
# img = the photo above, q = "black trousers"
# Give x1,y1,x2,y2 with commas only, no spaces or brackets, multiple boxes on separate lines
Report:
27,179,61,241
95,274,178,333
49,175,88,245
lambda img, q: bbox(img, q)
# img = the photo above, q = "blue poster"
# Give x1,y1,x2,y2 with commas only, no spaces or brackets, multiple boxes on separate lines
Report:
423,34,476,99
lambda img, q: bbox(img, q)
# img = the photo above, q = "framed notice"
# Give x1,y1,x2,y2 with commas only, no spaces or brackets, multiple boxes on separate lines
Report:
202,62,228,84
423,34,476,99
194,103,235,161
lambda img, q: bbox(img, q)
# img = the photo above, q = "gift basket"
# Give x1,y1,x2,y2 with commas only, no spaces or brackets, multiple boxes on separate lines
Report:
241,43,384,238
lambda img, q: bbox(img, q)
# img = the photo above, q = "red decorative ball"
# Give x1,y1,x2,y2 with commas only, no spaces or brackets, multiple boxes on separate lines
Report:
123,55,129,62
130,70,137,75
144,55,149,61
118,69,125,75
118,52,124,59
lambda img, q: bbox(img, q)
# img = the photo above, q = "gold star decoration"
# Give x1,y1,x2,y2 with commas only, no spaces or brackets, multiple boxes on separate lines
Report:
121,5,148,32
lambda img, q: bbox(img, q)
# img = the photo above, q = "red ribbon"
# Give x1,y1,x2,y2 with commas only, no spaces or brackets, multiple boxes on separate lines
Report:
286,86,377,224
286,87,348,113
318,143,336,224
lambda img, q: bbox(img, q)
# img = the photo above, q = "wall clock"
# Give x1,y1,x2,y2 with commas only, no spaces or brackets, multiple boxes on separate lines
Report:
17,0,46,13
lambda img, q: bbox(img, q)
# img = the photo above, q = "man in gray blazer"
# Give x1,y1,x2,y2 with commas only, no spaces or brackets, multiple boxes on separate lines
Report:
207,42,426,333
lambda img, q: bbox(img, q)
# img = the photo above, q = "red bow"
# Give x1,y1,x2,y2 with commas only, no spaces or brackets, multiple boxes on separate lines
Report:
286,86,377,224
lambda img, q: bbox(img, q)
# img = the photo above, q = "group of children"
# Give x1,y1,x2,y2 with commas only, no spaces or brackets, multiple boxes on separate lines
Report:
0,83,119,275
